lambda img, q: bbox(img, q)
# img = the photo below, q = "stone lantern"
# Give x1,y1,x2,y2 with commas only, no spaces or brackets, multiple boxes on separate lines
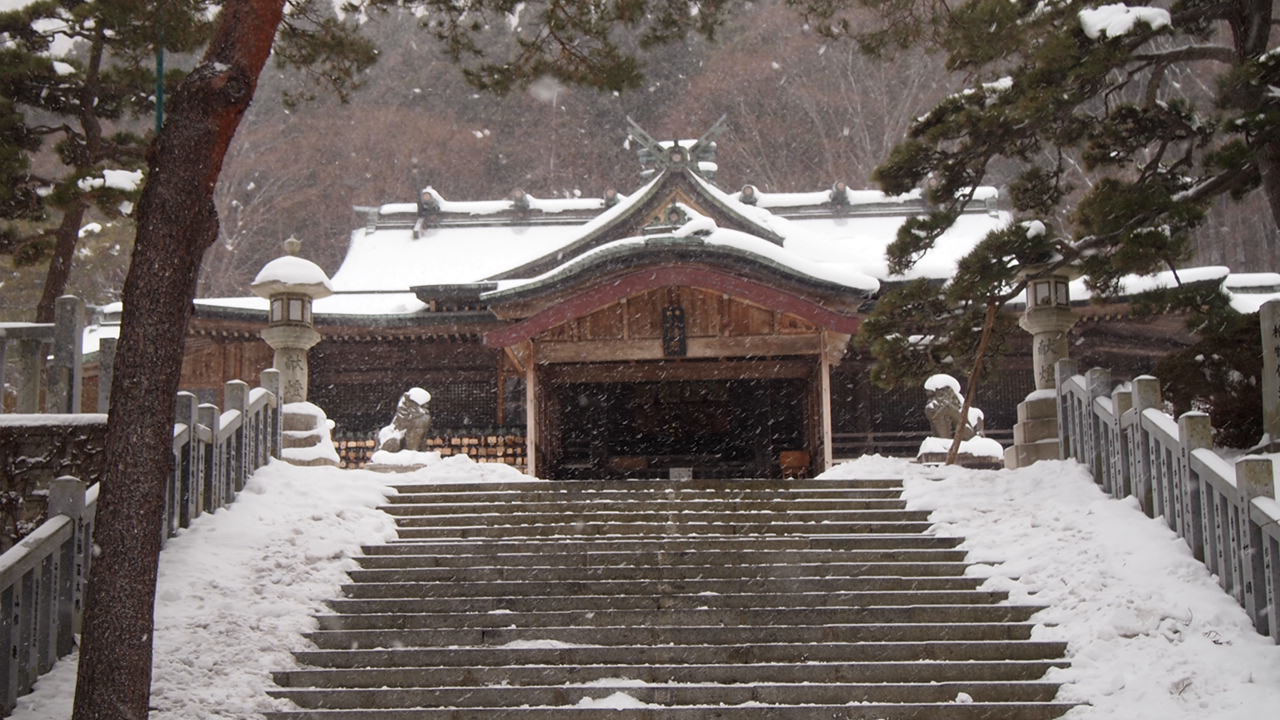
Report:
1019,272,1076,390
250,238,332,404
1005,266,1078,469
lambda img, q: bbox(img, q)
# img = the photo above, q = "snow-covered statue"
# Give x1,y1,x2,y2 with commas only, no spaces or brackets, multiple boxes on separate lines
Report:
919,374,1001,466
923,374,981,441
378,387,432,453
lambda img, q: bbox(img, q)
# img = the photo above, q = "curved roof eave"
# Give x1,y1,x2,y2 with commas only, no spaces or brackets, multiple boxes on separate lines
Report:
480,235,874,307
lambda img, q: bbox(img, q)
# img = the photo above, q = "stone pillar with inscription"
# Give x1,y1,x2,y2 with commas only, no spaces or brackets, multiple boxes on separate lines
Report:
1261,299,1280,450
1005,271,1079,469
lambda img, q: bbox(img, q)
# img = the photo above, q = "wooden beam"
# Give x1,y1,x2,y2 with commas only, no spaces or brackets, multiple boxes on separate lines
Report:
536,334,824,364
542,358,813,384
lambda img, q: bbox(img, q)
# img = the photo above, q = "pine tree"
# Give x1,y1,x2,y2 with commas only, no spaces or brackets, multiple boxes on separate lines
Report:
805,0,1276,448
0,1,215,322
798,0,1279,288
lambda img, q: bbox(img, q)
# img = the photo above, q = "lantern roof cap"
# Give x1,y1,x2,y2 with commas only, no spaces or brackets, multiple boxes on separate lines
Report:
251,255,334,300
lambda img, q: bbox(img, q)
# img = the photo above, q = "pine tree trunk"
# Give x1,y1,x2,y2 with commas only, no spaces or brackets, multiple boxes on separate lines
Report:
70,3,286,719
34,202,87,323
946,301,999,465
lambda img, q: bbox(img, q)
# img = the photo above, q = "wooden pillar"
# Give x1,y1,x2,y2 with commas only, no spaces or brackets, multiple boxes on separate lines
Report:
496,356,507,427
525,355,538,478
820,351,834,472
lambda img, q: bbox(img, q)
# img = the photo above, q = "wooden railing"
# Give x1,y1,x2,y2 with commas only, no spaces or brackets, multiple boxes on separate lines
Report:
0,370,282,715
1056,358,1280,644
832,428,1014,459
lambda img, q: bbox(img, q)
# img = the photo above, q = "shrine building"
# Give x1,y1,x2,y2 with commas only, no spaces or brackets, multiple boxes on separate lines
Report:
156,125,1215,478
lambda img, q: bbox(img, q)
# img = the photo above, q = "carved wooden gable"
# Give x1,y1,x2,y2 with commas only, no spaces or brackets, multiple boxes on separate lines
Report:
535,286,822,363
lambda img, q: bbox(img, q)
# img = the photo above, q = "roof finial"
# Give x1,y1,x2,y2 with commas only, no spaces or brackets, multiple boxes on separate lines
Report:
283,235,301,256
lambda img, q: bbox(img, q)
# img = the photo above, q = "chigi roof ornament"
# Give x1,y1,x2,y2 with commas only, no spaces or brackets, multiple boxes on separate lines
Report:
626,115,727,181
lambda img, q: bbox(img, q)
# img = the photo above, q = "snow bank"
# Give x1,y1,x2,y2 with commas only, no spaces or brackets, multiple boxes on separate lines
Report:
821,457,1280,719
9,461,398,720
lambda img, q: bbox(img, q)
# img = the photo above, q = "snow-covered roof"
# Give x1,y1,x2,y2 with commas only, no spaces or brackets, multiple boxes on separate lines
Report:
328,172,1009,302
191,165,1280,321
1063,267,1280,315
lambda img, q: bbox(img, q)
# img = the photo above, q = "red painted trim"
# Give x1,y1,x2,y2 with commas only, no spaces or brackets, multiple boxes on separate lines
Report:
484,266,862,347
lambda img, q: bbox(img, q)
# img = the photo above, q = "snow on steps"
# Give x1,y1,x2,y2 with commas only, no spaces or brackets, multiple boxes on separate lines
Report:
266,477,1074,719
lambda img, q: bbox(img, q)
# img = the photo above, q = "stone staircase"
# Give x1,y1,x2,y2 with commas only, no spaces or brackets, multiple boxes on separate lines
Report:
266,477,1074,719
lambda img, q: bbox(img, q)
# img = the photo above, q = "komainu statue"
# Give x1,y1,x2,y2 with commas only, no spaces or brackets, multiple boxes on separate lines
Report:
378,387,432,453
923,374,982,441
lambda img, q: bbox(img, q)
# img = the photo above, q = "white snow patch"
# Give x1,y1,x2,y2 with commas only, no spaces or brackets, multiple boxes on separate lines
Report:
1079,4,1171,40
574,691,655,708
924,374,962,394
76,169,143,193
252,255,332,291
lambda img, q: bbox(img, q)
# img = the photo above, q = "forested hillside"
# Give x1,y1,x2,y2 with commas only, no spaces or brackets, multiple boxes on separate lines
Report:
3,0,1276,310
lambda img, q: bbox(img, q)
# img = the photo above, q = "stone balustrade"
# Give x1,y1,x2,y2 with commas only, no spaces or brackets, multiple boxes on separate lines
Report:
0,370,282,715
1057,358,1280,643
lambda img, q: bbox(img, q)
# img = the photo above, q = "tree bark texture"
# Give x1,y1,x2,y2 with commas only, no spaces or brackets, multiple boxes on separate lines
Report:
71,3,286,719
35,201,87,323
946,301,999,466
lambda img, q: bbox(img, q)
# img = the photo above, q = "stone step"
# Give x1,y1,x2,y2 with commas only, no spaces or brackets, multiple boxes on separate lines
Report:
283,431,323,449
272,659,1069,689
291,640,1071,668
387,478,904,495
354,547,970,568
346,560,972,584
394,521,938,539
282,411,320,432
390,509,934,527
378,498,910,515
325,590,1015,615
362,534,965,554
264,703,1075,720
340,575,985,599
315,604,1044,630
275,475,1072,720
387,488,908,505
303,622,1038,650
270,681,1062,710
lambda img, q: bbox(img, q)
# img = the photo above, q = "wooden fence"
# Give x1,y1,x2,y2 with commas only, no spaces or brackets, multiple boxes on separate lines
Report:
1056,358,1280,644
0,370,282,715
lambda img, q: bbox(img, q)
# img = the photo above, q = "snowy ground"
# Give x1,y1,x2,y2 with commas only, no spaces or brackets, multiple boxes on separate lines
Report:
12,455,1280,719
825,456,1280,720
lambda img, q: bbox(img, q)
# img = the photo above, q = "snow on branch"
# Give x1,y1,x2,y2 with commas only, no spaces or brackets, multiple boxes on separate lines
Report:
1079,4,1171,40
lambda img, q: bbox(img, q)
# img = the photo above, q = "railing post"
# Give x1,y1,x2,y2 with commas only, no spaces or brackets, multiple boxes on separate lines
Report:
1237,457,1276,637
1054,359,1078,461
16,338,42,413
1130,376,1161,517
198,403,222,511
47,477,86,658
261,368,282,461
48,296,84,413
1083,367,1111,486
175,392,200,528
1177,412,1211,562
0,339,7,413
224,380,249,492
97,336,117,414
1112,386,1133,498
